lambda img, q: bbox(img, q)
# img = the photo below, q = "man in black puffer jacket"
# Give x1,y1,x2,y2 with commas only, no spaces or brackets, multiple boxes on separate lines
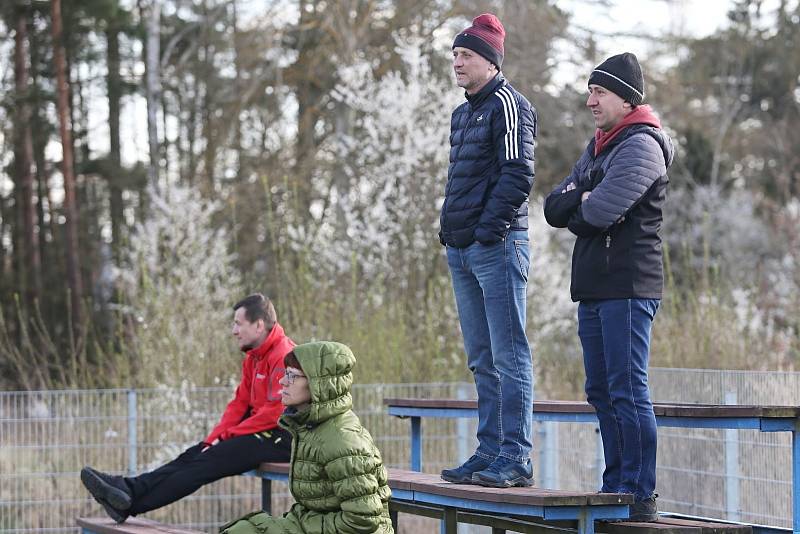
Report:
544,53,674,522
439,13,537,489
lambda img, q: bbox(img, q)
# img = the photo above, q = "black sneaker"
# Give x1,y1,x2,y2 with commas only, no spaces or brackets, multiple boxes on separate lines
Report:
629,495,658,522
441,454,493,484
80,467,132,510
472,457,534,488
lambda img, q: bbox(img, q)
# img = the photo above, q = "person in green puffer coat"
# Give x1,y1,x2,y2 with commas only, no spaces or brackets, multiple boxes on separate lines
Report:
220,341,394,534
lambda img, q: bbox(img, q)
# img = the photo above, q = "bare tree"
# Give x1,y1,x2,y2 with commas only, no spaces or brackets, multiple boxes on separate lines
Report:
145,0,161,192
106,18,124,262
51,0,83,326
13,2,41,307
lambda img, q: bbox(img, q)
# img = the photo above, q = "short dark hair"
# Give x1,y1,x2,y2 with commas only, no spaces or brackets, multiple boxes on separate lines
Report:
233,293,277,330
283,350,302,371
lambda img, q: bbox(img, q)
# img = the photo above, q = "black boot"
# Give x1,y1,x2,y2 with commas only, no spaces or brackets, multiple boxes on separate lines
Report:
629,494,658,522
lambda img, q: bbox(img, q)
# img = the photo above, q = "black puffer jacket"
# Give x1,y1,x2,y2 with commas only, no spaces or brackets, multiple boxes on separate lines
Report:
544,124,674,301
439,73,537,248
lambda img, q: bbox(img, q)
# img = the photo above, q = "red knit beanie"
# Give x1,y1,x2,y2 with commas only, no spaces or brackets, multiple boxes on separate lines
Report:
452,13,505,68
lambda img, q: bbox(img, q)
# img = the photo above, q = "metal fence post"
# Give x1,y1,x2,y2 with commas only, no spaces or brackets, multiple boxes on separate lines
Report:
724,391,740,521
127,389,138,476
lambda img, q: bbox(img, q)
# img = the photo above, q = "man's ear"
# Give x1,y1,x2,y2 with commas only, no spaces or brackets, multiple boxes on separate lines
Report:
623,101,633,109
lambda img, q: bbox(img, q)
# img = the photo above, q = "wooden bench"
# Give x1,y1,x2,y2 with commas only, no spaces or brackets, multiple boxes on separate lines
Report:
77,517,202,534
78,462,755,534
250,462,753,534
251,462,630,534
385,398,800,534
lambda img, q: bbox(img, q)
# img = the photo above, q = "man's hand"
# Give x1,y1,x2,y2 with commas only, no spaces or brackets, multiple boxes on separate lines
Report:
561,182,577,194
581,191,591,202
202,438,220,452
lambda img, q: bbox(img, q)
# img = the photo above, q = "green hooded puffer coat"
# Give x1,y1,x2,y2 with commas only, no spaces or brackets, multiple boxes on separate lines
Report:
220,341,394,534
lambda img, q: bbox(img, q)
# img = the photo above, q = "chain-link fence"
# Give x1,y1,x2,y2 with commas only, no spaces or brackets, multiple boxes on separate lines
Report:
1,370,799,533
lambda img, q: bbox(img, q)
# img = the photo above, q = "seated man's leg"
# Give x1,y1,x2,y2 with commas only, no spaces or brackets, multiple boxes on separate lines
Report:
130,430,291,515
125,442,206,504
81,443,204,523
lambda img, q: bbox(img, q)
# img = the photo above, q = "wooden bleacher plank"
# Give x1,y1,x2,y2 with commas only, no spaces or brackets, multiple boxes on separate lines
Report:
383,397,594,413
257,462,289,475
597,519,699,534
654,517,753,534
386,467,437,491
384,398,800,419
653,405,800,419
385,468,633,507
257,464,633,507
413,480,622,507
458,511,578,534
77,517,202,534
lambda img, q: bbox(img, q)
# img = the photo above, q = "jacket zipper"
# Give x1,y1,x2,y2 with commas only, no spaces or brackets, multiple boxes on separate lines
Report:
605,234,612,272
285,424,298,501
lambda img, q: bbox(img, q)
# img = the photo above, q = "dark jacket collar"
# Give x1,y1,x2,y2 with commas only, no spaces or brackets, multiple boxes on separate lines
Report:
465,72,505,109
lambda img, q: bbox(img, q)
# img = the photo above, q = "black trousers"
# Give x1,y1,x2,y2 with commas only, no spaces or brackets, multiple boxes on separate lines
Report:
125,430,291,515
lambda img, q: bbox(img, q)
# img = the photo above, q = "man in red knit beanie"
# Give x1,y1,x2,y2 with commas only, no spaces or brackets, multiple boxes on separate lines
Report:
80,293,295,523
440,13,537,488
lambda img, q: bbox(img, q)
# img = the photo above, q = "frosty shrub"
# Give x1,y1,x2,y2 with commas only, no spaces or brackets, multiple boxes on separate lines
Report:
274,33,469,382
654,185,798,369
662,184,773,288
119,185,244,388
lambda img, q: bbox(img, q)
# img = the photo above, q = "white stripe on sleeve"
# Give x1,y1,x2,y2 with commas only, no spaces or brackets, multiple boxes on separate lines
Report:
495,87,519,160
495,90,512,159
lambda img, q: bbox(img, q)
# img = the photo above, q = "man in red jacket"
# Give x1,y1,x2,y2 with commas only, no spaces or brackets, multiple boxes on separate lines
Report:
80,293,295,523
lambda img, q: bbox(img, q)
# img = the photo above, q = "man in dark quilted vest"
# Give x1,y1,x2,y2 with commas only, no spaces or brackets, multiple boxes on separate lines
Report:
543,53,675,521
439,13,537,488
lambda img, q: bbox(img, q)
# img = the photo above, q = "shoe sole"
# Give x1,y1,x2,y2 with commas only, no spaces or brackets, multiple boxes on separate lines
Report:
98,498,128,523
441,473,476,484
471,474,534,488
80,468,132,510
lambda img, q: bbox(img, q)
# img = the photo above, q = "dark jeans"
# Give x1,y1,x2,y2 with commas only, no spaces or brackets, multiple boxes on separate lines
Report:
578,298,659,501
126,430,291,515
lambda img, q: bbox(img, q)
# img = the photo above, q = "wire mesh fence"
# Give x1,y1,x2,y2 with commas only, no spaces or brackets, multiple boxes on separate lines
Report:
1,369,799,533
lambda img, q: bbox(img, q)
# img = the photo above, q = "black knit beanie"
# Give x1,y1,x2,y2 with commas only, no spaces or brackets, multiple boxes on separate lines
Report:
587,53,645,106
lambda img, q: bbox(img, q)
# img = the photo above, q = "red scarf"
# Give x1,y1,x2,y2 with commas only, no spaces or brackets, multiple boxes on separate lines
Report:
594,105,661,156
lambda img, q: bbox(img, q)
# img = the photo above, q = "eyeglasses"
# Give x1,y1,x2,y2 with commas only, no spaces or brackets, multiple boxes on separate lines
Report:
284,369,306,385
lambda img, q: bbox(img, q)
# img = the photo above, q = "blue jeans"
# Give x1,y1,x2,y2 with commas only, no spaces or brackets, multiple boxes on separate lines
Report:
446,230,533,463
578,298,659,501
